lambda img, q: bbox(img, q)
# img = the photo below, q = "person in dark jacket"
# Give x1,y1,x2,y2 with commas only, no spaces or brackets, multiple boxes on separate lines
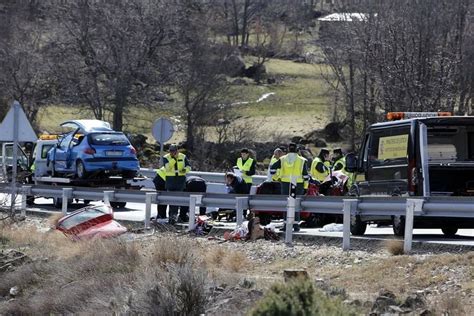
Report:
152,166,167,219
163,144,191,224
225,172,248,194
180,175,207,217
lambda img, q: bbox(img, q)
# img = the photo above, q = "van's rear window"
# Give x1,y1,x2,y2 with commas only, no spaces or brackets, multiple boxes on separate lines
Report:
89,133,129,146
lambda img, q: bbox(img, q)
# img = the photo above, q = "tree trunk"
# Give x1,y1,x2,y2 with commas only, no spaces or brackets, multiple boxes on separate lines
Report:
348,57,356,151
185,100,195,153
241,0,249,48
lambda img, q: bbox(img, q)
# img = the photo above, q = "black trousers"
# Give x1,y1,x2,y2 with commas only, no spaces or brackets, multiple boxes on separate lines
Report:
153,175,167,219
165,176,186,219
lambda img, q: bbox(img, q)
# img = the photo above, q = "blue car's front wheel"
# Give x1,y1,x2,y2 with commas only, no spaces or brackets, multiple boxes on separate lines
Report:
76,161,88,179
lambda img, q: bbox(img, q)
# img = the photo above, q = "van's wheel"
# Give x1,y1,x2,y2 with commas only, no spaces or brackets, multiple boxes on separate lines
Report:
441,227,458,237
392,216,405,236
258,213,272,226
350,215,367,236
110,201,126,209
83,200,91,205
76,161,88,179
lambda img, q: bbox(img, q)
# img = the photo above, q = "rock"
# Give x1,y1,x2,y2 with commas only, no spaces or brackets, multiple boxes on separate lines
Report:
371,290,398,314
401,294,426,309
244,63,266,82
324,122,344,142
389,305,404,313
291,136,303,143
267,77,276,84
223,54,246,77
154,91,169,102
239,278,255,289
9,286,19,297
314,138,327,147
283,269,308,282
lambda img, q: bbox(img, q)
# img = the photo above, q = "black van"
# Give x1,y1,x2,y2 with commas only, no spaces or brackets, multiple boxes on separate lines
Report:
347,112,474,237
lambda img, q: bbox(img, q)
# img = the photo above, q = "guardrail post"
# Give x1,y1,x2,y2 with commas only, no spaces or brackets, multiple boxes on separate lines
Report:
404,199,423,253
188,195,202,232
285,196,296,246
103,191,114,206
235,197,249,227
144,192,157,230
343,199,358,251
20,185,32,217
62,188,73,215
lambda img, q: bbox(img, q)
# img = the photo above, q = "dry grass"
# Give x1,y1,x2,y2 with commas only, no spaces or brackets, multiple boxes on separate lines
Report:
206,246,249,273
435,294,466,315
383,239,404,256
325,253,473,299
151,236,198,268
222,251,249,273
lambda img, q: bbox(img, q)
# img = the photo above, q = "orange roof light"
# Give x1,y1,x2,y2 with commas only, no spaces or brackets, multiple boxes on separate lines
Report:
39,134,59,140
386,112,452,121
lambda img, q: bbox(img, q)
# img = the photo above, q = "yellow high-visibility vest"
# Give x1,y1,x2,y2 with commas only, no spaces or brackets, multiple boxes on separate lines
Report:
237,157,254,184
164,153,190,177
156,167,166,181
279,155,305,183
269,156,281,181
311,157,329,182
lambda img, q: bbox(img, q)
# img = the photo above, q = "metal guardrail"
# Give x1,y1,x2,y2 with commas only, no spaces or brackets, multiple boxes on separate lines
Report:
139,168,267,185
1,183,473,253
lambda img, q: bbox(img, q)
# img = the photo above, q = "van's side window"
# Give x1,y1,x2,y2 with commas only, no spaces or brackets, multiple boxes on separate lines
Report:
367,126,410,181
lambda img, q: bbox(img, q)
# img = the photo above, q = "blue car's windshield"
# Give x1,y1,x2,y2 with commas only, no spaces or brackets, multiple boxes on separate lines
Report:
89,133,130,146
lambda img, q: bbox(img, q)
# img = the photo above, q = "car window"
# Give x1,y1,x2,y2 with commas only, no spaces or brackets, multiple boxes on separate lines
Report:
58,206,110,230
59,133,73,150
89,133,130,146
41,144,54,159
367,126,410,181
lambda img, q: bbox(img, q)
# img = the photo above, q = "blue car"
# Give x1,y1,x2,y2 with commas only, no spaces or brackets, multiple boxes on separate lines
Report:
48,120,140,179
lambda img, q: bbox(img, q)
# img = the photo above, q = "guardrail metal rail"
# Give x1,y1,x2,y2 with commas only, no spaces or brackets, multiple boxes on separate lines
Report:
1,183,473,253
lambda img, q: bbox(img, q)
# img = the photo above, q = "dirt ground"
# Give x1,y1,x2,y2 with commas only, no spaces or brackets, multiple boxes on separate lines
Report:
1,216,473,315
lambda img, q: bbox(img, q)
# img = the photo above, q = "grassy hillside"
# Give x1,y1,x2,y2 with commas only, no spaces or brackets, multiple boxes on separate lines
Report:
37,58,333,144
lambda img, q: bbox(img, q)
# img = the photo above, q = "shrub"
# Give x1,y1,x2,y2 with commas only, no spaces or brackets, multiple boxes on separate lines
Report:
384,239,404,256
133,263,208,316
151,237,196,268
250,280,356,316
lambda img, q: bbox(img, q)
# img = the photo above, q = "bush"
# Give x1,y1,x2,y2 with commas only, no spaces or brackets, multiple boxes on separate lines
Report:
133,263,208,316
250,280,356,316
384,239,404,256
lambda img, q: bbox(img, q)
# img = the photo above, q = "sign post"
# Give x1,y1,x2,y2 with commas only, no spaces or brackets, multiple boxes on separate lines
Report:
151,118,175,166
0,101,37,214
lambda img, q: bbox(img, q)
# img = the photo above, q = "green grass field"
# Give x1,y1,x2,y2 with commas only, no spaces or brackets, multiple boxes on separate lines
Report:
36,58,332,142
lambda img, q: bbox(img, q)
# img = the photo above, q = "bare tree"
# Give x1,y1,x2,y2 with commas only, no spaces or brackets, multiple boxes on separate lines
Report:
0,2,55,128
52,0,173,130
165,1,229,153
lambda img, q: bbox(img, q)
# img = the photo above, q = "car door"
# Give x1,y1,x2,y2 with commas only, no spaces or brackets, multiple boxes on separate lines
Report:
358,124,412,196
53,133,76,172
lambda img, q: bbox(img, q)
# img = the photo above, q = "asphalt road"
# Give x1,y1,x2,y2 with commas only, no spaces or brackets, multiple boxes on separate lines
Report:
25,197,474,247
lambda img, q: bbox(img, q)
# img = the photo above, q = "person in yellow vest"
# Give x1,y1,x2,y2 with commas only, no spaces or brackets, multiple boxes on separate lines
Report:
332,148,345,172
235,148,256,194
163,144,191,224
310,148,330,182
267,148,283,181
153,166,167,219
332,148,354,188
270,142,309,232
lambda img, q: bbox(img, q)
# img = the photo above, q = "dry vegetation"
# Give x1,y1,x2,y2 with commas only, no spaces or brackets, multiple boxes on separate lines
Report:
1,217,473,315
